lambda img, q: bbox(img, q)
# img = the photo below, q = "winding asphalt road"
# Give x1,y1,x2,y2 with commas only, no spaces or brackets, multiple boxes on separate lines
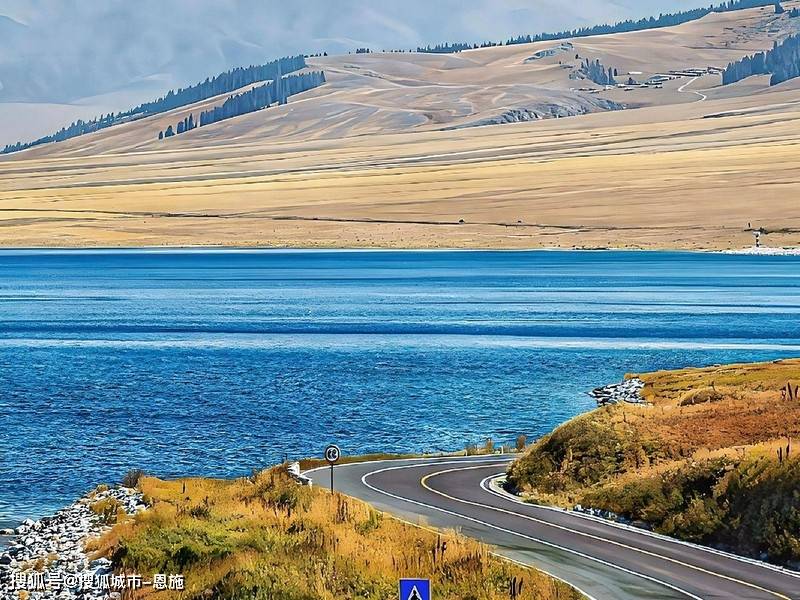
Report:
305,456,800,600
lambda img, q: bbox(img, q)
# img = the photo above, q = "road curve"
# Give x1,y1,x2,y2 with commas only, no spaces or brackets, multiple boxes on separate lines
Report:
305,456,800,600
677,76,708,101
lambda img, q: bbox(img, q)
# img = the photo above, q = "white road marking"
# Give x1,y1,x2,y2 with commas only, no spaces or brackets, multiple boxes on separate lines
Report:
308,456,799,581
307,457,796,599
422,464,789,600
482,473,800,581
677,76,707,101
491,551,600,600
360,461,703,600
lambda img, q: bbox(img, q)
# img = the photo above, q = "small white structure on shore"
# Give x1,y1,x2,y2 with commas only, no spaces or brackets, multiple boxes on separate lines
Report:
288,461,313,486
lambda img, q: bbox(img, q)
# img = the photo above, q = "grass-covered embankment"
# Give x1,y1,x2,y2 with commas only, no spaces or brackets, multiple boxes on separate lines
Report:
507,359,800,566
90,466,580,599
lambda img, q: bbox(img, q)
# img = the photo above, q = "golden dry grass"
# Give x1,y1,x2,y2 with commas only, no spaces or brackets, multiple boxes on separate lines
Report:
634,359,800,452
507,359,800,563
1,5,799,249
2,102,799,249
510,358,800,502
89,468,579,600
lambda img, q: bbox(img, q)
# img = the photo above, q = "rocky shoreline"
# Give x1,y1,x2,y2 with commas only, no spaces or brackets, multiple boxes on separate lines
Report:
0,487,146,600
589,377,645,406
720,246,800,255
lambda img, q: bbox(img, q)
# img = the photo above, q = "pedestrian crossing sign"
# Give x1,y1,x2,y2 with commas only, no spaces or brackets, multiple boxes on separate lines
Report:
399,578,430,600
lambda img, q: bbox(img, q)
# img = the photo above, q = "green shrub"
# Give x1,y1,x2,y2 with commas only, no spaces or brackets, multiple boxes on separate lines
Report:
90,497,126,525
508,410,663,494
114,524,233,572
122,469,146,488
581,457,800,564
355,509,382,535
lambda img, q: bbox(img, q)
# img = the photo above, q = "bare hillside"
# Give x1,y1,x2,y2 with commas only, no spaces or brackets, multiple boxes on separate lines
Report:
1,3,799,249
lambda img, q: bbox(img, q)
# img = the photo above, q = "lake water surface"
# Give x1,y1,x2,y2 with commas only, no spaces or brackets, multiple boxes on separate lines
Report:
2,249,800,524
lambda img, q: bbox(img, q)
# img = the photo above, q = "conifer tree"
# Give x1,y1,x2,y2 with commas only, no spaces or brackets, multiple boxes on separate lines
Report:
722,34,800,85
3,55,310,154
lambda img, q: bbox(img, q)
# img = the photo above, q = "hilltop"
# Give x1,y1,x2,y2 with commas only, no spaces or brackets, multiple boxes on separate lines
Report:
1,2,799,249
507,358,800,566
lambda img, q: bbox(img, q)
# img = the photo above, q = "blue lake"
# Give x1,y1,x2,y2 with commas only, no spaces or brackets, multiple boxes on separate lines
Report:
2,249,800,524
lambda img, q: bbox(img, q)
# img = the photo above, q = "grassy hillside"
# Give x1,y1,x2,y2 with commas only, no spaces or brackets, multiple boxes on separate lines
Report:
88,467,580,600
507,359,800,566
2,3,800,249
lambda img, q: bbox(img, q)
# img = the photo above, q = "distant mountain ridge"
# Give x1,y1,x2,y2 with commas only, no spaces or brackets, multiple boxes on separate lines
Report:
2,56,324,154
0,0,663,107
413,0,776,53
0,0,784,155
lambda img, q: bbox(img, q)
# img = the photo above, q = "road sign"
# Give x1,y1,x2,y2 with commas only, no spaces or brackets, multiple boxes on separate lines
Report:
324,444,341,464
399,579,430,600
324,444,341,492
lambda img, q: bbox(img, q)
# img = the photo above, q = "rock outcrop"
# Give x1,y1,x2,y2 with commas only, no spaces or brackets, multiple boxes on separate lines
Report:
589,377,646,405
445,98,622,130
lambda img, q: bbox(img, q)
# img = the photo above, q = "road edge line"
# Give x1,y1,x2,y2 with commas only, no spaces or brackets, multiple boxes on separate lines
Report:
362,462,703,600
484,474,800,580
422,465,788,600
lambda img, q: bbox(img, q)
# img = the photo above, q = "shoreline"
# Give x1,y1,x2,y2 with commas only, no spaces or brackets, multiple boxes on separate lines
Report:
720,246,800,256
5,357,799,593
5,357,800,532
507,357,800,569
0,245,797,254
0,487,146,600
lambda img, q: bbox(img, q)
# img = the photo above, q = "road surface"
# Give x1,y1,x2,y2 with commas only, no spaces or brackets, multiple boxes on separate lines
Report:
677,76,708,101
305,456,800,600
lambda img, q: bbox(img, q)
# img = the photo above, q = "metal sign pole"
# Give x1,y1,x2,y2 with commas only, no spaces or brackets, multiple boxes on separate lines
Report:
324,444,341,494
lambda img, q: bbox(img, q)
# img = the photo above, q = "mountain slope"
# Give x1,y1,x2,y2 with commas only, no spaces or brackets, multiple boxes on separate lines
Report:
8,2,797,156
0,3,798,249
0,0,711,146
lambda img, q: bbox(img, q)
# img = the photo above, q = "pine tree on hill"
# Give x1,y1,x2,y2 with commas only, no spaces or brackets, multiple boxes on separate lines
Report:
418,0,775,54
196,71,325,129
4,55,310,154
722,34,800,85
578,58,619,85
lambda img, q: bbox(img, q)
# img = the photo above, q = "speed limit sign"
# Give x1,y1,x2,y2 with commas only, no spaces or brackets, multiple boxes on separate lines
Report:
324,444,341,464
324,444,341,492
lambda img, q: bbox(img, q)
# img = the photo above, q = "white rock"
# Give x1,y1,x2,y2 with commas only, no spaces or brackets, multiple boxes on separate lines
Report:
0,487,146,600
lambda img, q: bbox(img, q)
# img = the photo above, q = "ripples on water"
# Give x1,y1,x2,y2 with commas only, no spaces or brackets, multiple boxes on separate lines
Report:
1,249,799,523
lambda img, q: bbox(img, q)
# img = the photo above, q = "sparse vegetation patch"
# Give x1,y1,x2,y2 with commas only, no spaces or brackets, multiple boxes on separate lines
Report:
508,359,800,566
93,467,580,600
